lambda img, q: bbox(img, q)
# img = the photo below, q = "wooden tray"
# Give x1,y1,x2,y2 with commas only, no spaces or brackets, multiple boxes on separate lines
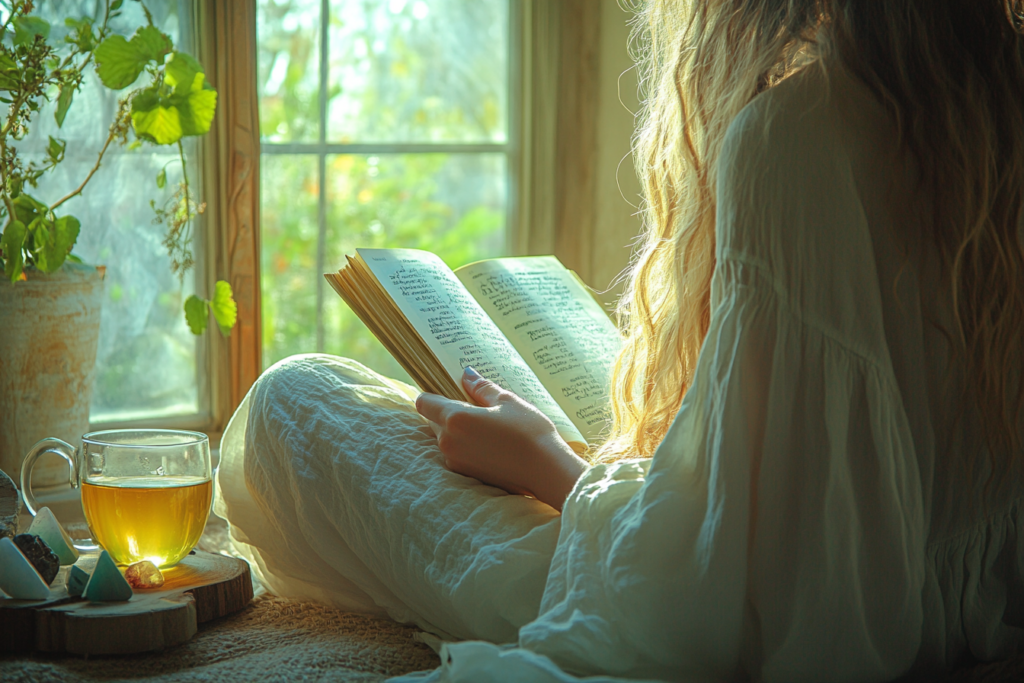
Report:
0,550,253,655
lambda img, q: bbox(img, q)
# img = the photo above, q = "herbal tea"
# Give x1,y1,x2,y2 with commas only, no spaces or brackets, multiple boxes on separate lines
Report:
81,475,212,568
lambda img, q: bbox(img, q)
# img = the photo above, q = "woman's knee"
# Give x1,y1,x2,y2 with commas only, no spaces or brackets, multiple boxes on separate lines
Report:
262,353,377,390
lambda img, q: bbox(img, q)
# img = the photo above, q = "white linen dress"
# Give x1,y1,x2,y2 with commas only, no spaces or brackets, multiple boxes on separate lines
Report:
215,63,1024,682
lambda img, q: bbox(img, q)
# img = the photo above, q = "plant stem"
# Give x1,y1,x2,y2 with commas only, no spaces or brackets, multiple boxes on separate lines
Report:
177,139,192,243
0,151,16,227
37,0,116,213
0,1,19,37
49,128,117,212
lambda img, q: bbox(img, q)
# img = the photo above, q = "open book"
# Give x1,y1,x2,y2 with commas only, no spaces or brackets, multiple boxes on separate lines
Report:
325,249,623,453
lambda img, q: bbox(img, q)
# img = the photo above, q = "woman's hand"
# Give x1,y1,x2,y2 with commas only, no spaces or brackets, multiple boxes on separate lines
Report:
415,367,587,511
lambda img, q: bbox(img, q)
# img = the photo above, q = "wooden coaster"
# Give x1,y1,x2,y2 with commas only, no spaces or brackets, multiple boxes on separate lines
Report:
0,550,253,655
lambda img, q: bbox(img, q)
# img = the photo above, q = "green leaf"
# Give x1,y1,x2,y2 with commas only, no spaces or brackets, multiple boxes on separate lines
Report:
54,215,80,254
111,0,125,12
130,86,160,112
1,220,27,282
183,295,209,335
130,25,172,64
47,136,66,164
156,167,166,189
13,16,50,47
94,26,171,91
64,17,95,51
33,215,81,274
24,194,47,211
132,104,182,144
163,51,202,95
0,55,18,91
11,194,42,225
27,216,49,262
55,83,74,127
94,35,147,89
176,84,217,137
210,280,237,336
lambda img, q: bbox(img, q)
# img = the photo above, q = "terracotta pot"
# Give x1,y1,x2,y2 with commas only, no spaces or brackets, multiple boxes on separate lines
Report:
0,263,105,487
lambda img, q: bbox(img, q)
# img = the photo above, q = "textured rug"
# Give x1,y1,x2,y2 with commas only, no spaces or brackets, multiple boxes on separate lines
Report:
0,593,440,682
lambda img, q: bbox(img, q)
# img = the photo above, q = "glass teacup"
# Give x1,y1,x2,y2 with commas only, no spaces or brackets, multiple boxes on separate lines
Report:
21,429,212,568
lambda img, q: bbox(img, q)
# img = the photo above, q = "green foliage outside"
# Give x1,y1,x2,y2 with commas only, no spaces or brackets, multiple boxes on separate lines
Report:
0,0,235,336
258,0,509,378
261,153,505,380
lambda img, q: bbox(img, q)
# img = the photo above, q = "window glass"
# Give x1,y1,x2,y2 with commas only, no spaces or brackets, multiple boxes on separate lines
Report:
259,0,512,381
258,0,321,143
327,0,508,143
18,1,200,423
260,154,319,364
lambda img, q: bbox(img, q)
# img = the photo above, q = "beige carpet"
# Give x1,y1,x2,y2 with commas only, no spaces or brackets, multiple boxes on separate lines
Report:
0,593,440,682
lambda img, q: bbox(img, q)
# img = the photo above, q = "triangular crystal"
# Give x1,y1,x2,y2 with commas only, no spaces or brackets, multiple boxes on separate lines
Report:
67,564,90,597
27,507,79,566
83,550,133,602
0,536,50,600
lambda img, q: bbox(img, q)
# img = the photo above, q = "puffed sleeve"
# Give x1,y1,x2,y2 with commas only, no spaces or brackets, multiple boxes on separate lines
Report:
402,79,927,683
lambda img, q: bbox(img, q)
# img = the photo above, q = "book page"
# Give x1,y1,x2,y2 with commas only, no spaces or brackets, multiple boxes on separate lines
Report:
455,257,623,443
357,248,586,449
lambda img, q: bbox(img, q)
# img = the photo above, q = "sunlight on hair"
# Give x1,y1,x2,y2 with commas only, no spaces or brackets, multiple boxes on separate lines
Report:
598,0,1024,479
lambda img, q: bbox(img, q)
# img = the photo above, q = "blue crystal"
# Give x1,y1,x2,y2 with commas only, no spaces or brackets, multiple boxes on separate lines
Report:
0,537,50,600
28,507,79,566
83,551,132,602
66,564,89,597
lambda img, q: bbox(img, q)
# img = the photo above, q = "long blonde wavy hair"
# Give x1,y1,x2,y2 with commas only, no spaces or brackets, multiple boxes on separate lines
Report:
597,0,1024,468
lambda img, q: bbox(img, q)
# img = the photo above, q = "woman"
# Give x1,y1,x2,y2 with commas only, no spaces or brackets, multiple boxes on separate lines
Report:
217,0,1024,680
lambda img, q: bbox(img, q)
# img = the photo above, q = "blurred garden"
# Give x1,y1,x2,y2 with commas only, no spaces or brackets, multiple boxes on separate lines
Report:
258,0,510,381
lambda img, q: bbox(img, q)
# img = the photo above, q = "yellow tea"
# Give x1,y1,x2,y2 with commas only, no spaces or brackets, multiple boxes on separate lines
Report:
81,475,212,568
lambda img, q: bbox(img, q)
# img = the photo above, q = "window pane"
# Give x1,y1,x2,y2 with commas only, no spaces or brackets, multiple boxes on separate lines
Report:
259,153,507,376
327,0,508,143
22,1,199,422
323,153,506,265
258,0,321,142
260,155,321,366
319,153,507,380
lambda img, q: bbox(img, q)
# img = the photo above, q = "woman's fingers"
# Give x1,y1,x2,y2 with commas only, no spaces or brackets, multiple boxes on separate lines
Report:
415,392,455,424
415,391,485,432
416,369,508,423
462,366,505,407
413,376,584,508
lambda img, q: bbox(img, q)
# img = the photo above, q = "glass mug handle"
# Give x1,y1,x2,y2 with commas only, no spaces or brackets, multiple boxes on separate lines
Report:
19,437,97,551
20,437,79,516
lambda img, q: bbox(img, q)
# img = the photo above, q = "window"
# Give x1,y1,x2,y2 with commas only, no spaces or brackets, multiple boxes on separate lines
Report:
257,0,514,381
25,1,210,428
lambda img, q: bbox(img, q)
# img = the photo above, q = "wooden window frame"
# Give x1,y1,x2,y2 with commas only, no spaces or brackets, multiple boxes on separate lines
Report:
195,0,263,443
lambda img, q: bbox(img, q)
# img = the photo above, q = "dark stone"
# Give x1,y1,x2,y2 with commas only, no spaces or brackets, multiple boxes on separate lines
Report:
12,533,60,585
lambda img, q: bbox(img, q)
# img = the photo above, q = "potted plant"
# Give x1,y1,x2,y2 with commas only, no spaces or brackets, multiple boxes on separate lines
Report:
0,0,236,483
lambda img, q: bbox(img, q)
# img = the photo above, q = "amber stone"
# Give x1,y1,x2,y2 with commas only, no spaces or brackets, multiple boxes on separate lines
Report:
124,560,165,589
